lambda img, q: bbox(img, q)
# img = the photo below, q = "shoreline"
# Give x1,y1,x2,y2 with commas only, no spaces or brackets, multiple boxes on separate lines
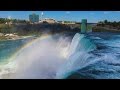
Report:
0,35,36,41
93,26,120,33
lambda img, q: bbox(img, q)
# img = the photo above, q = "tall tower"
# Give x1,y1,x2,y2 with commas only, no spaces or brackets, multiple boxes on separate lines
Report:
81,19,87,33
29,12,39,23
41,12,44,21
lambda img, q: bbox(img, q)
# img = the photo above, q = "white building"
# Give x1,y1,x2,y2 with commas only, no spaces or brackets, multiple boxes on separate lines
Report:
39,18,56,24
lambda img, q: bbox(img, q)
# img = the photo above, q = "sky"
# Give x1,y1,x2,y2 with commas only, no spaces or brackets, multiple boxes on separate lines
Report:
0,11,120,23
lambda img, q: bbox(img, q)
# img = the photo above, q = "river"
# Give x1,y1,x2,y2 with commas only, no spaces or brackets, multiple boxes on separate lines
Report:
0,32,120,79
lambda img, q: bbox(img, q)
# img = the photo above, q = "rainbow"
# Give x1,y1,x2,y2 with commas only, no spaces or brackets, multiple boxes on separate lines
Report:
0,34,52,66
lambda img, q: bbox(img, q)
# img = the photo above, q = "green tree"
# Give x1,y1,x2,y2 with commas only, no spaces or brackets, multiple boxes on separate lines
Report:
104,20,108,24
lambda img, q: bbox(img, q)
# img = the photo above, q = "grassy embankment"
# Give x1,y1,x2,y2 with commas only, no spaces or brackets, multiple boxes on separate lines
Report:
0,23,81,40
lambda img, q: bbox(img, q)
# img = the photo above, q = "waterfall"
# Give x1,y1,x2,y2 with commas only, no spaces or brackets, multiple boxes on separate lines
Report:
0,33,97,79
56,33,97,79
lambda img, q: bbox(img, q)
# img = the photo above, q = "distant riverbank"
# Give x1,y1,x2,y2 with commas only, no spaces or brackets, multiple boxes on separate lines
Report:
0,23,80,41
92,20,120,33
0,33,36,41
93,26,120,33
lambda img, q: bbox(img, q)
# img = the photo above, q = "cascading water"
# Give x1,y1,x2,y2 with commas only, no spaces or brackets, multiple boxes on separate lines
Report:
56,33,97,79
1,32,120,79
0,34,70,79
64,32,120,79
0,33,97,79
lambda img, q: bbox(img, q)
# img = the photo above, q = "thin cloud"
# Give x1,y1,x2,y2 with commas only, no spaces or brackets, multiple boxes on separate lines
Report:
103,11,111,14
90,12,95,15
113,11,120,13
66,11,70,14
8,16,11,19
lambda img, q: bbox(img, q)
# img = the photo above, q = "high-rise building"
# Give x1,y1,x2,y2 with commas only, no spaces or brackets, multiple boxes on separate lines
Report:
29,13,39,23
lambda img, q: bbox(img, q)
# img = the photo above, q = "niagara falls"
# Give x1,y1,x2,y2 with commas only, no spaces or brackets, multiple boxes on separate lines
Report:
0,11,120,79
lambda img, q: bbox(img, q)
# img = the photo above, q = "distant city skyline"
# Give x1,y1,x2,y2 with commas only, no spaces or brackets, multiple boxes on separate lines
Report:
0,11,120,23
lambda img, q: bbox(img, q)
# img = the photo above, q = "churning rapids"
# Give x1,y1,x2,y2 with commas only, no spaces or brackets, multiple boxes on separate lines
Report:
0,32,120,79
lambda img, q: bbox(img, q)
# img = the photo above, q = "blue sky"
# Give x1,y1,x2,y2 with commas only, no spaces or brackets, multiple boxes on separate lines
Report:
0,11,120,23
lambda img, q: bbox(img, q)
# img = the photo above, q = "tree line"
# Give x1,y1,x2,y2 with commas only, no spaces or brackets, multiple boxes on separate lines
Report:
97,20,120,29
0,18,29,24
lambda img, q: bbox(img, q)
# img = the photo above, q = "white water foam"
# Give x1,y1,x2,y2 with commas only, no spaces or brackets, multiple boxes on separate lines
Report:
0,33,97,79
56,33,97,79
